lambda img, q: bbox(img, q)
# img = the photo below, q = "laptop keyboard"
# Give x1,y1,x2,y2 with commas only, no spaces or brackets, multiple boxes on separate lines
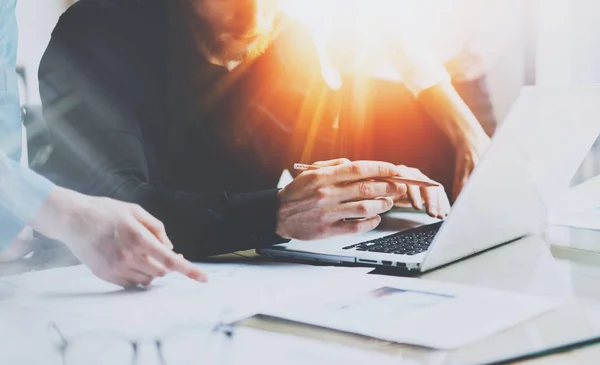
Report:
342,222,443,256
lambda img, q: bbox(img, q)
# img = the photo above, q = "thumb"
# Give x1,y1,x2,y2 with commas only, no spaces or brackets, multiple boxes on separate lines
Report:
311,158,352,168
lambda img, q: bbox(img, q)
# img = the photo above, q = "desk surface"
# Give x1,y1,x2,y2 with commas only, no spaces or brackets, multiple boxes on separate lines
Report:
3,212,600,365
239,215,600,365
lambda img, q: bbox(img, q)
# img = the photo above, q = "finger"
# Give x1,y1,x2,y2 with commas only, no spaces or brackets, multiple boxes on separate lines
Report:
338,181,407,203
407,184,423,211
151,248,208,283
394,196,413,208
113,279,136,288
312,158,351,168
421,188,439,218
0,235,41,263
333,198,394,220
125,269,155,287
330,215,382,236
135,227,208,282
439,187,452,218
426,187,448,219
135,255,169,278
322,161,399,185
132,206,174,250
98,273,135,288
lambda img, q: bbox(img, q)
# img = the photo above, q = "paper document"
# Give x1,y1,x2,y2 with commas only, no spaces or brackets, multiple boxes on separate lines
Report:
0,262,373,365
262,275,561,350
0,262,371,331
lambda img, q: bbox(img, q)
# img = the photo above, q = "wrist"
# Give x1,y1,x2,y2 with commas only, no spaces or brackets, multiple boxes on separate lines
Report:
275,189,290,239
28,186,88,243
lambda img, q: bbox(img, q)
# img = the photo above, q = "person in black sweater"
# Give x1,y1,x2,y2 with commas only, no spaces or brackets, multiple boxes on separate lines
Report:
37,0,450,260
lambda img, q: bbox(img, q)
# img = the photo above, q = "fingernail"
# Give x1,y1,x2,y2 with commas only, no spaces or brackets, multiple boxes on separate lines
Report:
191,272,208,283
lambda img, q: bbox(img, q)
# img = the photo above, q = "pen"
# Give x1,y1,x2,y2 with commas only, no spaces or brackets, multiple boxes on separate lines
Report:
293,163,441,188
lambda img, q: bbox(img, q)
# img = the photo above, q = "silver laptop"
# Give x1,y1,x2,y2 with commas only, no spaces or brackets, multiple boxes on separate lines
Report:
259,86,600,273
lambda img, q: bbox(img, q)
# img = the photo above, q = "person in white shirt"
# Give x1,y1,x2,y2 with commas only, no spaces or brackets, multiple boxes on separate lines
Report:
282,0,516,201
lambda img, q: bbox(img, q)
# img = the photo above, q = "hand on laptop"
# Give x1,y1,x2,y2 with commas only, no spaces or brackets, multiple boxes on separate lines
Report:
393,165,450,219
276,159,408,240
29,187,207,287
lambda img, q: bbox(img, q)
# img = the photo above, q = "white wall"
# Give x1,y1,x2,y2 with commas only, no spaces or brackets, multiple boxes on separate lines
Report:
477,0,525,124
486,25,525,123
569,0,600,83
535,0,600,85
16,0,66,105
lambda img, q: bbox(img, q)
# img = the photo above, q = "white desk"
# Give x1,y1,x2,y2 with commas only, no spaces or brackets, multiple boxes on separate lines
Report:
2,212,600,364
241,213,600,365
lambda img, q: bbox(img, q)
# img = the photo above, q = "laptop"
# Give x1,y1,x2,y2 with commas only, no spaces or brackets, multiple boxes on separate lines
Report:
258,86,600,273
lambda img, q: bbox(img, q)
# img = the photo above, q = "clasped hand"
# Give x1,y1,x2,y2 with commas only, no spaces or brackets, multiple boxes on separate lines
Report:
276,159,450,240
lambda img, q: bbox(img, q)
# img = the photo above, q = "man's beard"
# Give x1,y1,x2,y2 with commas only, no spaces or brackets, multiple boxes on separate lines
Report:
207,32,272,62
193,16,273,63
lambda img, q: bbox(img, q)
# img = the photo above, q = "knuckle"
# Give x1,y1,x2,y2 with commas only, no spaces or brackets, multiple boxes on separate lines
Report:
114,250,129,265
356,203,370,217
314,187,329,202
386,182,394,195
316,168,333,180
358,182,372,197
350,162,364,176
129,203,143,213
340,158,351,165
303,171,320,185
129,234,144,249
157,269,168,277
378,164,393,176
162,255,176,269
127,227,143,241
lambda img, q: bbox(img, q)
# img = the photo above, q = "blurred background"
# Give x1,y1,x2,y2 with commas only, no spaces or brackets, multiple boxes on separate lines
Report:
15,0,600,179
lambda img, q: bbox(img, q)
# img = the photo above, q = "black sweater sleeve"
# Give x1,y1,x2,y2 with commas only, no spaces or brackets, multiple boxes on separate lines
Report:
37,1,287,259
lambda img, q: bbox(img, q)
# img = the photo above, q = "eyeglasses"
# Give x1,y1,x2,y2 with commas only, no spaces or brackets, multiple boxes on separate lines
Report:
49,321,235,365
